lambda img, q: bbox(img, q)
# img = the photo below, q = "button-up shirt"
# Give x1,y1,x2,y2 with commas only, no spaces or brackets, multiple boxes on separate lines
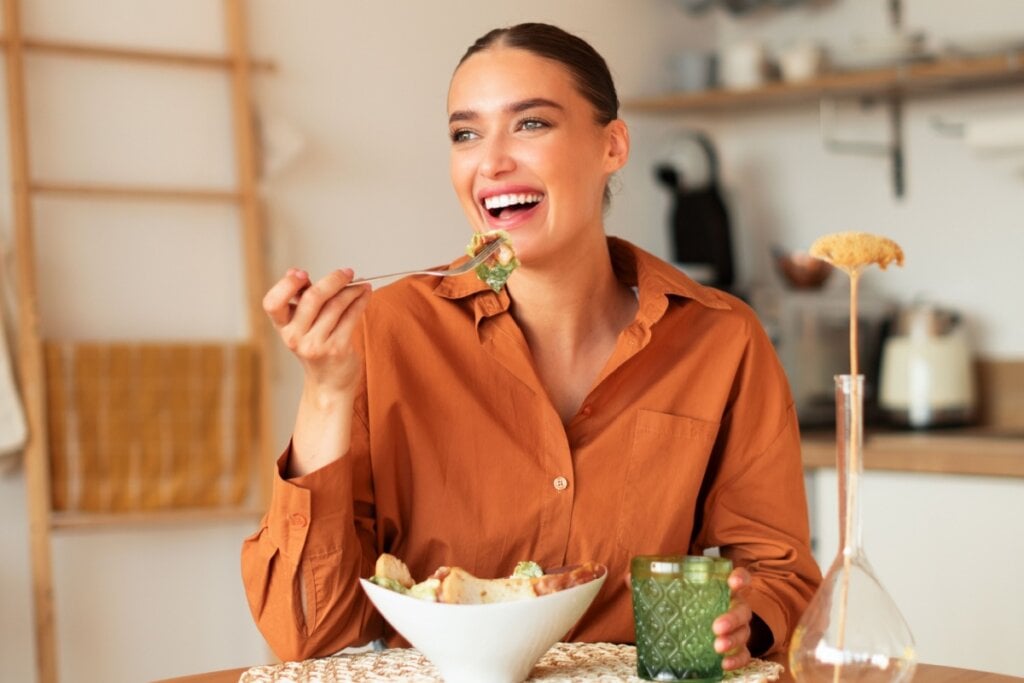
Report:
241,237,821,662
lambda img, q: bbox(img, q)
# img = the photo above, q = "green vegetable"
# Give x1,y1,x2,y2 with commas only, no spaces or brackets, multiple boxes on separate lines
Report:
467,230,519,293
511,561,543,579
370,576,408,594
408,578,441,601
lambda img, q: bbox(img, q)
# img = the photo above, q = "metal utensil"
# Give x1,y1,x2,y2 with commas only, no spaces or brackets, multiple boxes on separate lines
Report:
345,237,504,287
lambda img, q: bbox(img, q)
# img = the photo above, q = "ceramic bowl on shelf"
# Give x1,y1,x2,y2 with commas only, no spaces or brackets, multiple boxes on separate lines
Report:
773,248,834,289
777,41,827,82
359,566,607,683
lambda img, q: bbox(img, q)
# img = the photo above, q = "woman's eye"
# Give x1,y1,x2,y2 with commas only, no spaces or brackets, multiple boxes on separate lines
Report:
519,118,548,132
450,129,477,143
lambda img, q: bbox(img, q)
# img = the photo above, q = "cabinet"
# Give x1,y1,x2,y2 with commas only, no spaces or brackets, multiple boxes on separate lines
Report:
806,467,1023,677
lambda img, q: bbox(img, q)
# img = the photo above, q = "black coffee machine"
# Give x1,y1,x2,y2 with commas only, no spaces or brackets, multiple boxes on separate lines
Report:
654,130,735,291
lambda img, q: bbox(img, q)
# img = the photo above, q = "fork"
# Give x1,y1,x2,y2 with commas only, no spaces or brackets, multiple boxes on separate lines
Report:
344,237,504,287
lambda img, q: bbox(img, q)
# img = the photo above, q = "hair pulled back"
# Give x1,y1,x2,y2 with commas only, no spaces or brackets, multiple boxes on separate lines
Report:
457,23,619,125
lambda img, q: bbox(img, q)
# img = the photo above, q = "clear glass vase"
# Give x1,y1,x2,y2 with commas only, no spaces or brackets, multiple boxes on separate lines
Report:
789,375,917,683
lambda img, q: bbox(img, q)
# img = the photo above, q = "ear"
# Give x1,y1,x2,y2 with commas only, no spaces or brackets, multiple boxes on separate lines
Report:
603,119,630,173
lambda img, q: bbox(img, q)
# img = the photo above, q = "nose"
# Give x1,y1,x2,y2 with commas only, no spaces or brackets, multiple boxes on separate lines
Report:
478,134,515,178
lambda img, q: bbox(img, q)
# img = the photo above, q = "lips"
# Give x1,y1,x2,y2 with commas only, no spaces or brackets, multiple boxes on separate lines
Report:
477,186,545,227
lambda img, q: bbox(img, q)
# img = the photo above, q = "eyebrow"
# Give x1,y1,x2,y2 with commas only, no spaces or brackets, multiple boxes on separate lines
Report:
448,97,564,124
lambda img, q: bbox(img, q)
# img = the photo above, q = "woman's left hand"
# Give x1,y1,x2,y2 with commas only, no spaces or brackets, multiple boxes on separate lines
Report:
712,566,754,671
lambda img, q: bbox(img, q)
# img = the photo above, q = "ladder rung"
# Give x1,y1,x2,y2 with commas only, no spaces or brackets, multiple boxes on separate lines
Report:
50,506,264,531
0,35,275,72
31,181,242,203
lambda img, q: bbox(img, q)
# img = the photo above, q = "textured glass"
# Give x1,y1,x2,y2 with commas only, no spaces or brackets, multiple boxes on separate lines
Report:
631,555,732,682
789,375,917,683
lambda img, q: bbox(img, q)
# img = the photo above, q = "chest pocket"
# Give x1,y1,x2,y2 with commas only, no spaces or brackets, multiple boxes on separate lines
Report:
614,409,720,554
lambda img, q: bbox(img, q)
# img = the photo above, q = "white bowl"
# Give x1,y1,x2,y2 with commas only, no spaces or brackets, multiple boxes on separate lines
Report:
359,568,607,683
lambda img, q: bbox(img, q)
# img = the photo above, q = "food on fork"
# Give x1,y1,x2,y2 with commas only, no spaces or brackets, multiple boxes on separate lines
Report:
467,229,519,293
809,231,904,273
369,553,603,604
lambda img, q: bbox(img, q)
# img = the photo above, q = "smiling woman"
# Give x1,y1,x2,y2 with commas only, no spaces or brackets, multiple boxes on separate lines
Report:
242,22,821,671
446,26,628,271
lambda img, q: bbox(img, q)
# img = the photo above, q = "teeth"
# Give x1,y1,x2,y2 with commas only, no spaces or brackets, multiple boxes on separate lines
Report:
483,192,543,210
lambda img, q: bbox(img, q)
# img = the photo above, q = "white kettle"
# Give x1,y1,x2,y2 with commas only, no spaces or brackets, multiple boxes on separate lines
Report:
878,302,976,428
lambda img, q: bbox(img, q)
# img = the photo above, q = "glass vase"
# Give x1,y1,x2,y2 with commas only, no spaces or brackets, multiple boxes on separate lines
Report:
789,375,917,683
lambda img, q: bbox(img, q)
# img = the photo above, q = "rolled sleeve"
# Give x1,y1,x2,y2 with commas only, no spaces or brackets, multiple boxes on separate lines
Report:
242,440,381,661
267,446,354,565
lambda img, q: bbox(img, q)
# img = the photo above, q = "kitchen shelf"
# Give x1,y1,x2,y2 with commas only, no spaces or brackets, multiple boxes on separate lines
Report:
624,50,1024,113
802,429,1024,479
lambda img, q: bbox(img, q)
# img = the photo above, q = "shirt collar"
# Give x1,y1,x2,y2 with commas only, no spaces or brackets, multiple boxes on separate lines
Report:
606,236,731,329
432,236,731,325
433,262,510,325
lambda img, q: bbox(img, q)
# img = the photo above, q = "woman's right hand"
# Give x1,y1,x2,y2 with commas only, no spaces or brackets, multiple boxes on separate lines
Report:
263,267,372,475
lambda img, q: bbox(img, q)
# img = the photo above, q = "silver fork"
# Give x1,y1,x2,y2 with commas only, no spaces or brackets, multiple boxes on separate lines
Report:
345,237,504,287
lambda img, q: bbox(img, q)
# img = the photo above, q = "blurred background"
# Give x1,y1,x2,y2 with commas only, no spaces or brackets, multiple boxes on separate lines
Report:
0,0,1021,681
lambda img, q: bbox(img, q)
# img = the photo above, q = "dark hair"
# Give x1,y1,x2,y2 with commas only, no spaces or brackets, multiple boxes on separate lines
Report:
457,23,619,125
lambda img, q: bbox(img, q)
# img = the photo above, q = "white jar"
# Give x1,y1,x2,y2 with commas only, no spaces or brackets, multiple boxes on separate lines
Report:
720,41,769,90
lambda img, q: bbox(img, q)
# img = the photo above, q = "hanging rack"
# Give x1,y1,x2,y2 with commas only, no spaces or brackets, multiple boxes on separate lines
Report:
814,0,908,197
819,94,905,197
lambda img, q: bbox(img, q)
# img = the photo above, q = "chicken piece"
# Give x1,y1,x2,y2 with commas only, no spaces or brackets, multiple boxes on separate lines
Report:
374,553,415,590
436,566,537,604
532,562,604,596
467,229,519,293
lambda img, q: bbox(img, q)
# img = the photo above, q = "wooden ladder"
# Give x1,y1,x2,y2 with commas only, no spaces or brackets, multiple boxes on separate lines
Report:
0,2,275,681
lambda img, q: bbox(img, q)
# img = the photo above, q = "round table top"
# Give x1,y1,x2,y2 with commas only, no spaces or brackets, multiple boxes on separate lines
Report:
153,651,1023,683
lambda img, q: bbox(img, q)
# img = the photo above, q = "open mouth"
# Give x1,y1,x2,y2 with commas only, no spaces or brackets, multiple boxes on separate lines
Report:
482,192,544,220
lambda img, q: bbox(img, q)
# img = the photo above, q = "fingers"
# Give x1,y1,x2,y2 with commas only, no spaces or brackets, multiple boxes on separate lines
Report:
263,268,310,328
264,268,373,367
722,648,752,671
306,283,371,346
289,269,358,333
728,566,752,592
713,600,752,638
713,595,753,669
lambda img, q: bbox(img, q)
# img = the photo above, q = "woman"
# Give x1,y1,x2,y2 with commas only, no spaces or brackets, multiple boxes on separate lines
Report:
243,23,821,669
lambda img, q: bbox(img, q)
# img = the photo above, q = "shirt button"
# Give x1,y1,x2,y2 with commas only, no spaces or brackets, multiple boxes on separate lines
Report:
289,513,307,527
553,476,569,491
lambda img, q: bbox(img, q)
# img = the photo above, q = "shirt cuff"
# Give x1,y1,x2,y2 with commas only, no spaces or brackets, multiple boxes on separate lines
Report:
267,443,354,565
745,587,788,656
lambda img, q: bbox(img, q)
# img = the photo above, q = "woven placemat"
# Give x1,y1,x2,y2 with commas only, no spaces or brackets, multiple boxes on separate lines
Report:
239,642,784,682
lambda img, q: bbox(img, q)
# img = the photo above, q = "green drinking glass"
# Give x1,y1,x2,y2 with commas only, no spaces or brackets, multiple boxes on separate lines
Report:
631,555,733,682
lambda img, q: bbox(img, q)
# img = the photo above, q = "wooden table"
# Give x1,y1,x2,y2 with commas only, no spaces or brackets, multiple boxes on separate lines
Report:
154,652,1023,682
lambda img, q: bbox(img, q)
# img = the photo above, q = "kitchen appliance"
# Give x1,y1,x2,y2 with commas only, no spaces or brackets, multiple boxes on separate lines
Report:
654,130,735,290
878,302,976,428
755,287,890,427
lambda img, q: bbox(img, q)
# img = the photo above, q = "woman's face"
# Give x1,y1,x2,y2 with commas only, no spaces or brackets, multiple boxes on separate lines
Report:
447,46,628,268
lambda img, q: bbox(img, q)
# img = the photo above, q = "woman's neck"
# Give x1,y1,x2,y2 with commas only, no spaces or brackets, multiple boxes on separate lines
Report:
505,233,638,424
507,235,636,350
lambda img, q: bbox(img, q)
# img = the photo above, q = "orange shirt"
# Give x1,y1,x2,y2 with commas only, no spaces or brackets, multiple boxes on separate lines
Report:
241,237,821,662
